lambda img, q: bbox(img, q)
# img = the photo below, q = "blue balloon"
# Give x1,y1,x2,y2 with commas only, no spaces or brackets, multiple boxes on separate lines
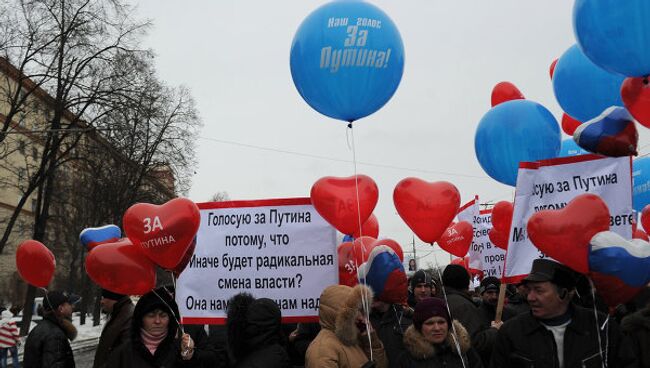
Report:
552,45,625,123
290,1,404,122
475,100,560,186
559,138,589,158
633,157,650,211
574,0,650,77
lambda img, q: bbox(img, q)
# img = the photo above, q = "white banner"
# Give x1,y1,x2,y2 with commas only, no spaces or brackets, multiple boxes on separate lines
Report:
457,196,482,271
177,198,337,324
504,155,633,282
458,197,506,278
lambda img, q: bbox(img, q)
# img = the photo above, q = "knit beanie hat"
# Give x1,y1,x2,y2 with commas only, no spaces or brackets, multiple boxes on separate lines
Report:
442,264,470,290
479,277,500,294
413,297,450,331
409,270,431,289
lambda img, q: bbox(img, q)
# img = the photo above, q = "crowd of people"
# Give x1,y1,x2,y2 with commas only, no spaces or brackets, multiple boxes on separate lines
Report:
2,258,649,368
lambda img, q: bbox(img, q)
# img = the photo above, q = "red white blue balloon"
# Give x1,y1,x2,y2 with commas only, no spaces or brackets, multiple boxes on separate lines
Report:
290,1,404,122
357,245,407,304
573,106,638,157
589,231,650,287
80,224,121,251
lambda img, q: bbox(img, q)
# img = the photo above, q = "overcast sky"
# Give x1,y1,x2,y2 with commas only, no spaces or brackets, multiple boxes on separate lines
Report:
129,1,650,267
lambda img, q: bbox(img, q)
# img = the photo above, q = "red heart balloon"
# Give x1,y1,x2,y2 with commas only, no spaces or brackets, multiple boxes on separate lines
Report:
16,240,55,288
641,205,650,234
85,238,156,295
371,238,404,262
633,228,649,241
549,58,558,80
450,257,483,278
352,236,377,265
123,198,200,270
337,241,359,287
590,272,642,308
491,81,525,107
561,114,582,136
492,201,514,233
394,179,461,243
527,194,610,274
311,175,378,236
488,228,509,250
172,236,197,277
437,221,473,258
621,77,650,128
353,214,379,239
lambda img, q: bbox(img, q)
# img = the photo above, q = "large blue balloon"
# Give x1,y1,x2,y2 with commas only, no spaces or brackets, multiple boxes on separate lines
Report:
633,157,650,212
574,0,650,77
475,100,560,186
552,45,625,123
559,138,589,158
290,1,404,122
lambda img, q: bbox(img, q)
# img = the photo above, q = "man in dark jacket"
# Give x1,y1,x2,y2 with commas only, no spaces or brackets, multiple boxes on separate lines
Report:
506,283,529,315
473,277,515,366
407,270,435,308
24,291,77,368
93,289,134,368
621,295,650,368
490,259,637,368
441,265,482,338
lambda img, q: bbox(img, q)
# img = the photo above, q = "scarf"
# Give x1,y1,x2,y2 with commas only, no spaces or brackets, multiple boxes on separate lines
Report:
140,328,168,355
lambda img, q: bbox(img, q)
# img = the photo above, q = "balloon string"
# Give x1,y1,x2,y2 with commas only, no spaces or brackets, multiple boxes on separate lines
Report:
431,244,468,368
587,277,606,368
348,122,373,361
152,286,184,337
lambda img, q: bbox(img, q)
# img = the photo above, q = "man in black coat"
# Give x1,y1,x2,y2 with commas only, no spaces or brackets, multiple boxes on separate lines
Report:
407,270,435,308
24,291,77,368
441,265,482,338
490,259,637,368
473,277,515,366
93,289,134,368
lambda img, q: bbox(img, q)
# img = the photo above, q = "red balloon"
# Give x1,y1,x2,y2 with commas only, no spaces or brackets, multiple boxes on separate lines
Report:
642,205,650,234
491,201,513,233
561,114,582,136
633,228,649,242
123,197,200,270
352,236,377,264
549,58,558,80
621,77,650,128
450,257,482,278
16,240,55,288
437,221,473,258
372,238,404,262
527,194,610,274
353,214,379,239
172,237,196,277
590,272,642,308
337,241,359,287
85,238,156,295
394,179,461,244
488,228,509,250
311,175,378,236
491,81,525,107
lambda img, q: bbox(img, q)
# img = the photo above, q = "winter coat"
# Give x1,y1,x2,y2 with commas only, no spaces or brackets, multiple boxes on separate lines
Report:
506,293,530,316
489,305,637,368
473,301,515,366
234,344,289,368
182,324,221,368
370,304,413,368
93,297,134,368
106,290,203,368
397,320,483,368
444,288,482,338
305,284,388,368
23,313,77,368
621,306,650,368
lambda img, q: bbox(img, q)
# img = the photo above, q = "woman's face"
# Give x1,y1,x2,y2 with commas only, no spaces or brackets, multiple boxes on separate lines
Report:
142,308,169,336
421,316,448,344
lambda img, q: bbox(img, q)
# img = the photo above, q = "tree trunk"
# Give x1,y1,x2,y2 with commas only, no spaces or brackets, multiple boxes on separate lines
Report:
19,285,36,336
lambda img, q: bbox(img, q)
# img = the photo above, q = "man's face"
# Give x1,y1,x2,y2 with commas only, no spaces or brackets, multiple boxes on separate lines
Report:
100,297,117,314
482,289,499,306
414,283,432,302
57,302,73,320
526,281,569,319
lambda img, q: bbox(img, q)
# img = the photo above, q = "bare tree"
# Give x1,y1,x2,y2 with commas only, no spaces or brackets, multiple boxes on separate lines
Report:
210,191,230,202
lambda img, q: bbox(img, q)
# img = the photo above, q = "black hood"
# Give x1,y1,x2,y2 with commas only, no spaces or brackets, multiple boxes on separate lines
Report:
227,293,282,362
131,288,180,340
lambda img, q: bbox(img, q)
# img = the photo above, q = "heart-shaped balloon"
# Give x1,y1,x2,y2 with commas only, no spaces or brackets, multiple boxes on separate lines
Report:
561,114,582,136
491,201,514,233
621,77,650,128
589,231,650,287
353,214,379,239
16,240,55,288
310,175,378,236
527,193,611,274
488,228,509,250
573,106,638,157
337,241,359,287
437,221,473,258
549,58,558,80
450,256,483,278
123,198,200,270
371,238,404,262
79,224,121,251
641,205,650,234
590,272,642,308
394,179,461,244
172,236,197,277
491,81,525,107
85,238,156,295
633,228,649,241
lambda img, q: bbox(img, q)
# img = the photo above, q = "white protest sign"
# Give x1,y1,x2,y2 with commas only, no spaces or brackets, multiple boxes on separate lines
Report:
503,155,633,282
177,198,337,324
458,197,506,278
